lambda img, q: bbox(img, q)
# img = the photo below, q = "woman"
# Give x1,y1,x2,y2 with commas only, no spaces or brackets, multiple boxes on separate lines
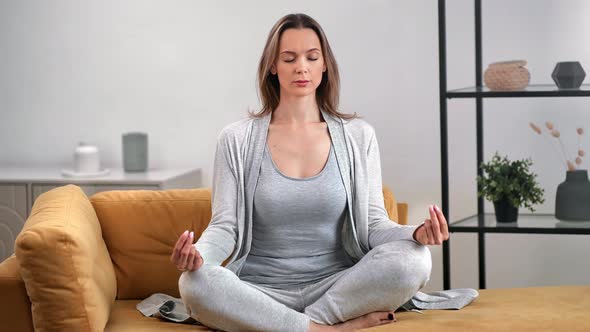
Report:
172,13,449,332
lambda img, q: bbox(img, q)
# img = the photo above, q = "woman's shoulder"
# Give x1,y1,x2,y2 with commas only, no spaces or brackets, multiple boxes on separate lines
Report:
217,117,254,142
339,115,376,141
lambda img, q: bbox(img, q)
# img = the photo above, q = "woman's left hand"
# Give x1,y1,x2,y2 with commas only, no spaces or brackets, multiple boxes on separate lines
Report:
413,204,449,245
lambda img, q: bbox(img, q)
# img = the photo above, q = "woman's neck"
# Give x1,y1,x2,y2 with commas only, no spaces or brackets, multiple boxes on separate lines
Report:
272,96,322,125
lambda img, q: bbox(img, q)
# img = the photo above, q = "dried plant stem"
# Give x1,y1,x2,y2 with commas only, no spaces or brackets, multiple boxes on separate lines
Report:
546,135,567,170
557,137,574,169
575,135,584,168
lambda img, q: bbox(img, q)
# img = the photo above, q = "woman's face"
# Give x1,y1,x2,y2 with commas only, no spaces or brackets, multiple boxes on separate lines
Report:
271,28,326,99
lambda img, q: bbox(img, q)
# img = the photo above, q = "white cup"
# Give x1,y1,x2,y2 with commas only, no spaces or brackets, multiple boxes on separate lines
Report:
74,142,100,173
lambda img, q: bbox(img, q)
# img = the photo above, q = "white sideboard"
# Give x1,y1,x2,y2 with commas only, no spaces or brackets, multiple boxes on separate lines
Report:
0,167,202,261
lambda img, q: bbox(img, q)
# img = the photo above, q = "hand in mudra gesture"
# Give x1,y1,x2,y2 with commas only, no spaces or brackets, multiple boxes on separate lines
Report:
413,205,450,245
171,230,204,272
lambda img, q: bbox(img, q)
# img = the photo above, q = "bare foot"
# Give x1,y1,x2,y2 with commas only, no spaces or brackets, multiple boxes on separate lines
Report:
308,311,396,332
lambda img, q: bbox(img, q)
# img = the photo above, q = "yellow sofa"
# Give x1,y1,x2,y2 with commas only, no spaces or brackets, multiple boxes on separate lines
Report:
1,184,589,332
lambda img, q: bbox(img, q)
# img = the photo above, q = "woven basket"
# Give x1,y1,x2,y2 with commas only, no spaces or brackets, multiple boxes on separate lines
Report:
484,60,530,91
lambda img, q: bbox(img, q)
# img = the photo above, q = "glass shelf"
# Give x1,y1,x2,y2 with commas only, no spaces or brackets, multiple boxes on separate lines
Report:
449,213,590,234
446,84,590,98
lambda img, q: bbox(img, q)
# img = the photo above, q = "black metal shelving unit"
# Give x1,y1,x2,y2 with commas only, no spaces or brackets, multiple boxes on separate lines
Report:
438,0,590,290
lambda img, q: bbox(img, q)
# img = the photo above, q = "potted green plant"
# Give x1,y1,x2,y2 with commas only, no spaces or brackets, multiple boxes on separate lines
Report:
477,152,545,222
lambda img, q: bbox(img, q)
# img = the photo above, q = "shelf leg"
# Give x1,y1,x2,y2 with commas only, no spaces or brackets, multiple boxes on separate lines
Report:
478,231,486,289
443,235,451,290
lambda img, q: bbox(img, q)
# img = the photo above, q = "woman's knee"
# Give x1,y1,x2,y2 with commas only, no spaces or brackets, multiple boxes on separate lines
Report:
372,241,432,289
409,243,432,287
178,264,231,305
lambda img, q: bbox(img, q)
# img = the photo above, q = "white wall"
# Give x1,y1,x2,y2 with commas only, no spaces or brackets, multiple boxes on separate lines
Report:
1,0,589,292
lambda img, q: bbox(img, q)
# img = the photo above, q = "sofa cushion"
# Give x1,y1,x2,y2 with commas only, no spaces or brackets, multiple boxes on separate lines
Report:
14,185,117,332
90,188,213,300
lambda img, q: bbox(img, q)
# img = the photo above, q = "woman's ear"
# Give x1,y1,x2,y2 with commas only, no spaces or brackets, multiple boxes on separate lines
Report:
270,65,277,75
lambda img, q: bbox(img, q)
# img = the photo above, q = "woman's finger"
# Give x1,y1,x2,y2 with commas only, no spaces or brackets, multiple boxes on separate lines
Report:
414,223,425,243
186,247,196,271
192,247,203,270
417,221,427,244
435,205,450,240
175,230,189,249
179,231,194,268
429,205,442,244
191,256,199,271
424,219,435,245
193,253,203,271
194,248,204,270
171,230,189,263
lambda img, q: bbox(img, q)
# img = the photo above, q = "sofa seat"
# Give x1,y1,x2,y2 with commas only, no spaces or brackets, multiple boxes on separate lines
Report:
104,301,209,332
104,285,590,331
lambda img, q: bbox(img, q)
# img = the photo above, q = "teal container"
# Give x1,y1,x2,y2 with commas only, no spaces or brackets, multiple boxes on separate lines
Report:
122,132,148,172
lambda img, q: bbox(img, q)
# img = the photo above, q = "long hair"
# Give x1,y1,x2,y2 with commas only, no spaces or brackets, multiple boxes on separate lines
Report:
250,13,357,120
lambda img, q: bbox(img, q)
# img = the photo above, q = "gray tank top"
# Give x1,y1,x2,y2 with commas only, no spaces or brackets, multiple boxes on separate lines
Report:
239,141,354,288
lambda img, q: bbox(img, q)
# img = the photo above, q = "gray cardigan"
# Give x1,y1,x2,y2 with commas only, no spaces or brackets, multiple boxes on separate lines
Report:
195,110,421,275
137,110,479,322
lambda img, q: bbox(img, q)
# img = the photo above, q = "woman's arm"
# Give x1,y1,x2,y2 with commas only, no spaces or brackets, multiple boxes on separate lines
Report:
194,130,239,266
366,131,423,249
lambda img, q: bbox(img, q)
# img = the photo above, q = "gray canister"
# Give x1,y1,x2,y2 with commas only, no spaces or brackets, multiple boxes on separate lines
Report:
122,132,148,172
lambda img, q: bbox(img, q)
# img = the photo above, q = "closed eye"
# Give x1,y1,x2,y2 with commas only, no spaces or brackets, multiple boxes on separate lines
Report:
284,58,319,63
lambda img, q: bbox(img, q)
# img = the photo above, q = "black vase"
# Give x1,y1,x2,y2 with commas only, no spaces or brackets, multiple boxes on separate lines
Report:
555,170,590,221
493,198,519,223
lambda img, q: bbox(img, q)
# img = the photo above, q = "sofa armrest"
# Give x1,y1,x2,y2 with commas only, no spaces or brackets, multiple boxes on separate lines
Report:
0,255,34,332
396,202,408,226
15,184,117,332
383,185,409,225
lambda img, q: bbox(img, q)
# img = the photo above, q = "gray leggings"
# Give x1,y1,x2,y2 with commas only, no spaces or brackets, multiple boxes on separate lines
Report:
179,240,431,332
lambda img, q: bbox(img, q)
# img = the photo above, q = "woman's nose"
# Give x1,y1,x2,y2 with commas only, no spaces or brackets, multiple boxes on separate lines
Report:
295,66,308,74
295,58,309,73
296,67,305,73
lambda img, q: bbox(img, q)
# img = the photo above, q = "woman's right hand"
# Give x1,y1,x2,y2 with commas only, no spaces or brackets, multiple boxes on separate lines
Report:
171,230,204,272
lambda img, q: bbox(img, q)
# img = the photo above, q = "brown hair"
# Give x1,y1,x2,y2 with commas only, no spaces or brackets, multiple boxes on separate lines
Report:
250,13,357,120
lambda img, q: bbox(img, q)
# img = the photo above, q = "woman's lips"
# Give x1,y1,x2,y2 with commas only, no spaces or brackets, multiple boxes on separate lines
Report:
294,80,310,87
